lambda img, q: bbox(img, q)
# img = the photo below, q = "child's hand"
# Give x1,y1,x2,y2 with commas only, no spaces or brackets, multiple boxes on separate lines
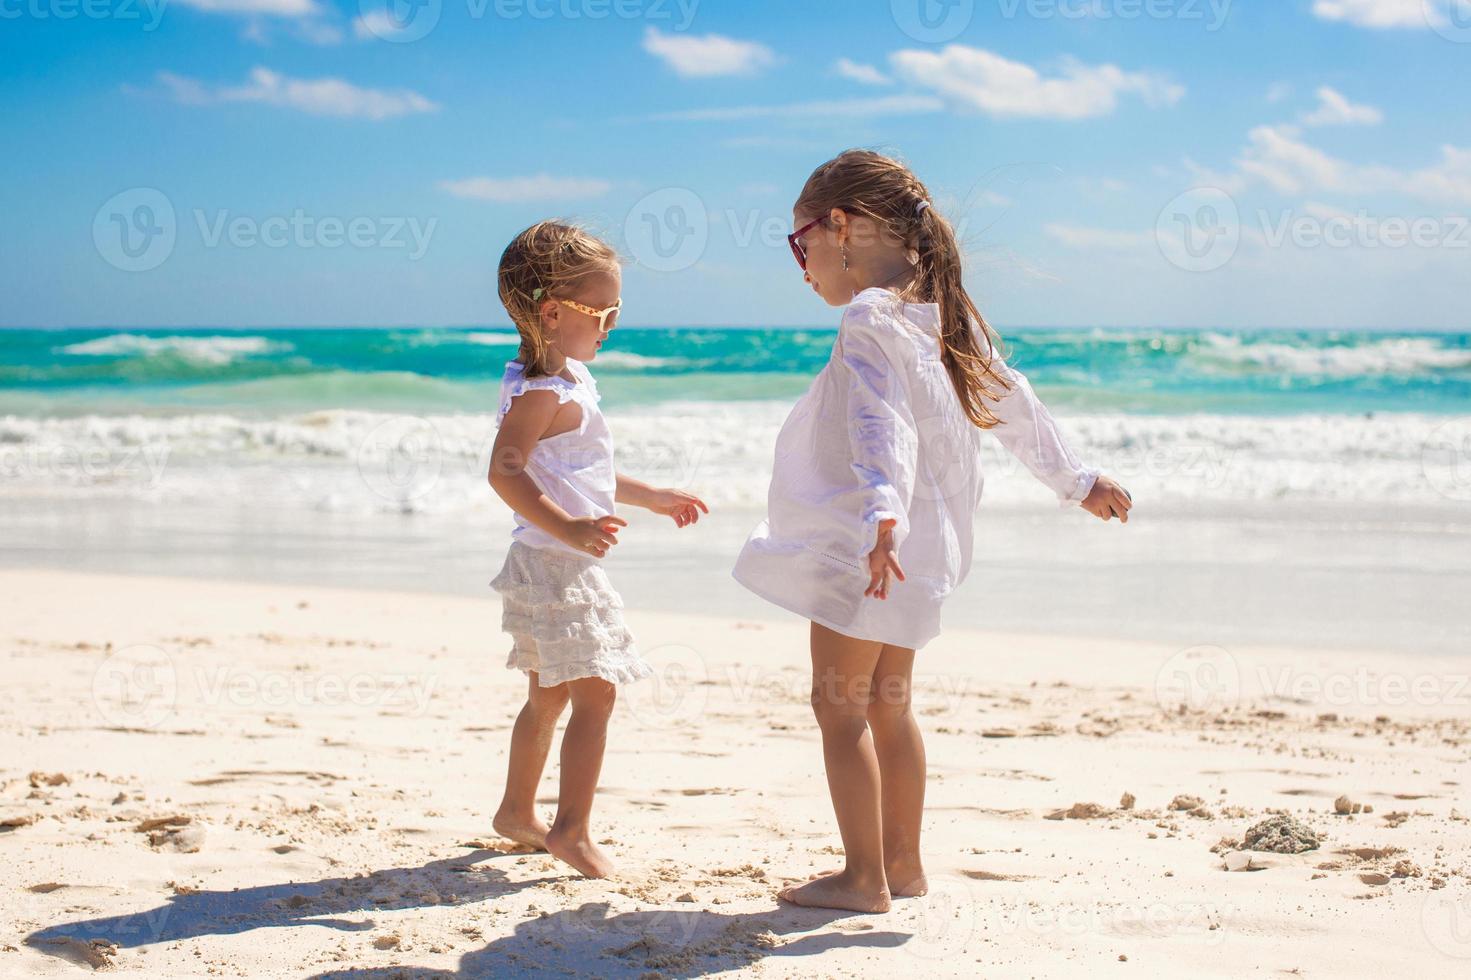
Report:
865,519,906,599
1082,476,1133,523
644,488,709,529
558,515,627,557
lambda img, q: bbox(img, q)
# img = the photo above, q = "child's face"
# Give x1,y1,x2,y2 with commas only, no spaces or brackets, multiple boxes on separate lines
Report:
545,267,620,363
793,208,850,307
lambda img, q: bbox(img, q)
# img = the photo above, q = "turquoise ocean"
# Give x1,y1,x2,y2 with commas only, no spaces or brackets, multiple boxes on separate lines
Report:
2,326,1469,515
3,326,1469,417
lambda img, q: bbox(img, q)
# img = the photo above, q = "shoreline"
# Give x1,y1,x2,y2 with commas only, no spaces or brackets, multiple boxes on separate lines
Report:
2,493,1467,659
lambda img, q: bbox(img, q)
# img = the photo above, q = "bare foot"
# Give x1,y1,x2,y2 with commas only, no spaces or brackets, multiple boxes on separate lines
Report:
778,870,890,913
799,865,928,898
544,825,614,878
887,863,928,898
491,809,549,851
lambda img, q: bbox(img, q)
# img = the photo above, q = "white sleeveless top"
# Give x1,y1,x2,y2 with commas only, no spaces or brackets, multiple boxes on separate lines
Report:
497,358,617,559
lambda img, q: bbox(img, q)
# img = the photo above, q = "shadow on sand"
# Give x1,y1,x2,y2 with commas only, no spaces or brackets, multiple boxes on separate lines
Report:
307,899,911,979
24,850,550,966
26,849,911,976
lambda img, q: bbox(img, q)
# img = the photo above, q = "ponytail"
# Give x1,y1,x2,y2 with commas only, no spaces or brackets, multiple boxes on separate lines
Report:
911,197,1012,429
796,149,1011,429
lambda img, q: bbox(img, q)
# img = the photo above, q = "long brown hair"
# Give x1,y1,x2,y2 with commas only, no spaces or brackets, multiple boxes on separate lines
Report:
497,220,618,378
795,149,1011,428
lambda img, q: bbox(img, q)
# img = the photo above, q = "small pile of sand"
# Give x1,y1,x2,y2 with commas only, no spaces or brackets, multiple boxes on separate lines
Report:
1045,802,1110,820
1244,814,1321,854
135,814,205,852
1168,794,1208,814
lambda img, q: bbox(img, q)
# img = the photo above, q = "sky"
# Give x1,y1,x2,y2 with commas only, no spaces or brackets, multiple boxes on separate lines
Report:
2,0,1469,330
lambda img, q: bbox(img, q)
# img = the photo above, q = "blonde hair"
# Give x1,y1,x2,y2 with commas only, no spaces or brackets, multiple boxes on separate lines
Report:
497,220,619,378
795,149,1011,429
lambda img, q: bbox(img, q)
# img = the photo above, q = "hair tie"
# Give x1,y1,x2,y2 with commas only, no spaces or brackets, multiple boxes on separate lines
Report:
531,287,545,301
915,200,931,216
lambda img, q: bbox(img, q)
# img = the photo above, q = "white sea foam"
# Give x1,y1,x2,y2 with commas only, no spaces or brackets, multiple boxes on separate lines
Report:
2,406,1467,513
591,351,690,370
463,331,521,346
57,334,289,365
1193,334,1471,377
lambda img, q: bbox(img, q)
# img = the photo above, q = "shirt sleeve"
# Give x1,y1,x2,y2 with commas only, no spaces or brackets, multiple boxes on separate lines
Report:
986,353,1098,506
498,374,577,425
839,304,920,559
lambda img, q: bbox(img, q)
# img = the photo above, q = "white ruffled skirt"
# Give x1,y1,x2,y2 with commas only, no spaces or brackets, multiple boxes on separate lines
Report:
489,541,651,687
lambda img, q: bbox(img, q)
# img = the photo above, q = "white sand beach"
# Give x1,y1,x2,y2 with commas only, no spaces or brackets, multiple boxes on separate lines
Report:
4,568,1469,978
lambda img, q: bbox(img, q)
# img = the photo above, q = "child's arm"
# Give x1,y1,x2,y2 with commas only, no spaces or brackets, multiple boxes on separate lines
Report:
987,356,1132,522
841,308,919,600
615,474,709,529
489,391,626,557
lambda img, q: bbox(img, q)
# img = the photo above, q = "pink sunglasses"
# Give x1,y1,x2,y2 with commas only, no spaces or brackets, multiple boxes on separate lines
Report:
787,215,826,271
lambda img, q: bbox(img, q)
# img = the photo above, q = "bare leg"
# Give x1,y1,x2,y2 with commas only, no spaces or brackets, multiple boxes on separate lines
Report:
544,676,617,878
778,622,891,914
493,670,569,850
868,644,927,897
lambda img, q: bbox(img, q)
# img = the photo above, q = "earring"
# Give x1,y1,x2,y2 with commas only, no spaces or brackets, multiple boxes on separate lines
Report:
841,244,850,272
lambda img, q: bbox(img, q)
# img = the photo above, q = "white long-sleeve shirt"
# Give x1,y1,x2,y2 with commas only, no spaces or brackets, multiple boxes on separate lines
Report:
732,287,1098,649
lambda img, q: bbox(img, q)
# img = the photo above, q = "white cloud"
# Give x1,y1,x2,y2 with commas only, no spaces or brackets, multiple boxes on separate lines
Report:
834,58,891,86
1301,86,1383,126
353,12,400,39
156,71,212,106
890,45,1183,120
1235,124,1471,204
169,0,341,45
641,27,776,78
1180,156,1249,196
1044,223,1154,249
1237,124,1374,194
439,175,612,202
288,18,344,44
1311,0,1440,28
1410,145,1471,204
1265,81,1293,104
157,67,437,120
171,0,319,14
648,94,943,122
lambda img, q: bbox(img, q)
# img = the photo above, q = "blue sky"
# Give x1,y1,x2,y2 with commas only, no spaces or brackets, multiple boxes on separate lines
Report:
2,0,1468,329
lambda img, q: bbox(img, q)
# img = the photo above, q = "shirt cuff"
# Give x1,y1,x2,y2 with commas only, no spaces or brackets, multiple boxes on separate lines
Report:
1060,468,1100,508
861,508,907,559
